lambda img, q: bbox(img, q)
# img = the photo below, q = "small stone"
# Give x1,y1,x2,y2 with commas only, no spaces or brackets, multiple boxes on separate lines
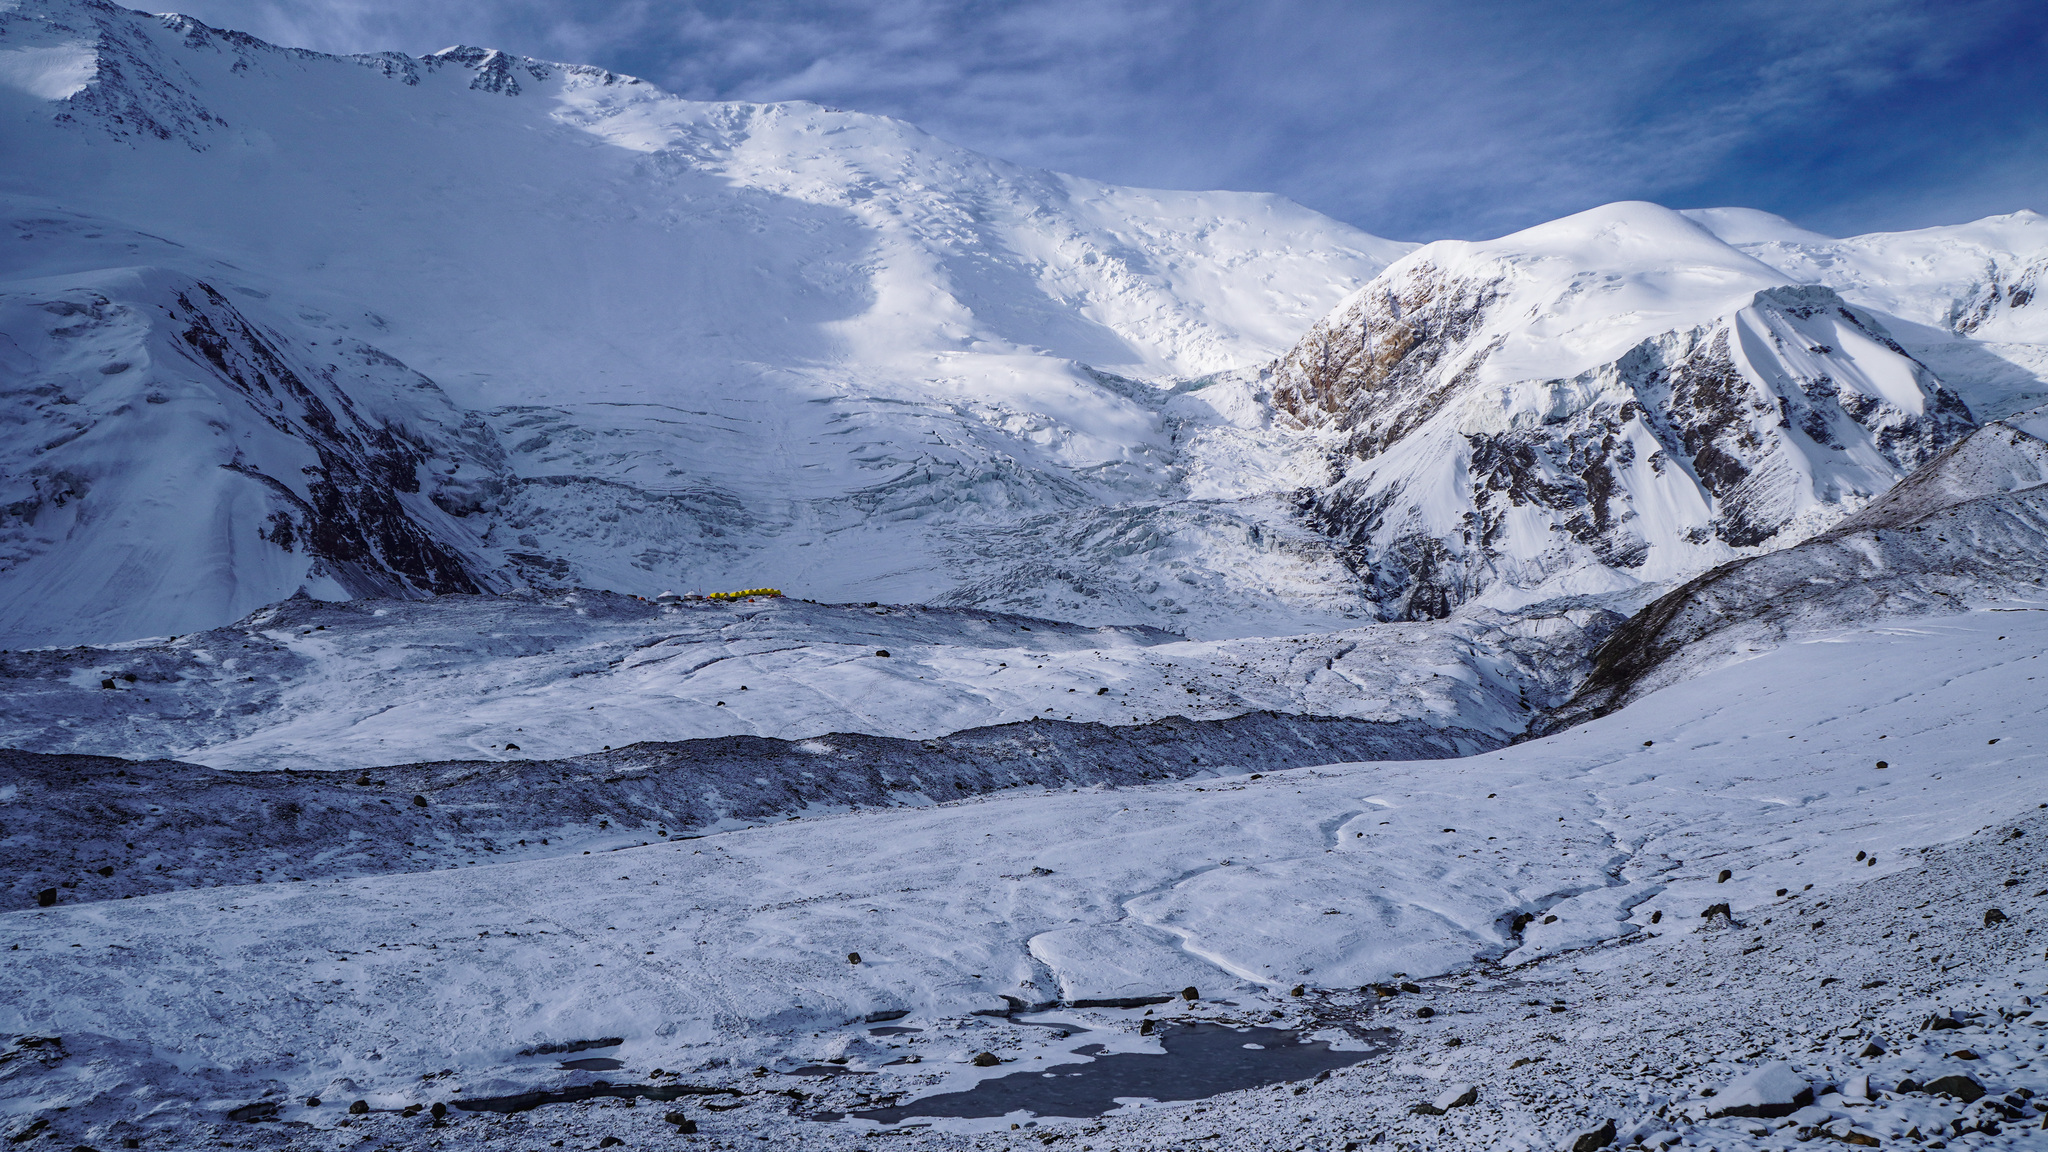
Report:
1399,982,1422,994
101,678,116,689
1569,1117,1616,1151
1896,1079,1921,1094
1984,908,2008,927
875,650,890,658
1717,869,1732,883
1649,909,1662,924
348,1100,369,1115
504,743,519,751
1875,761,1887,769
600,1139,624,1148
429,1102,446,1119
673,1118,697,1134
1139,1019,1154,1035
304,1096,320,1107
412,795,427,808
1858,1040,1886,1057
1700,902,1732,921
1415,1006,1434,1018
847,952,861,964
1181,986,1200,1001
1289,985,1305,997
971,1052,1000,1067
37,888,56,907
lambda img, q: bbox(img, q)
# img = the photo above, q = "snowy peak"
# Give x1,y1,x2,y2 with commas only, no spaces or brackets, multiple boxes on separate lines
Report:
1272,203,1973,618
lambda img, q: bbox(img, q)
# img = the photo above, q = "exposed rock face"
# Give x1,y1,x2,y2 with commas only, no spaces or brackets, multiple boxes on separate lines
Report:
0,268,512,644
1536,410,2048,732
1270,205,1976,619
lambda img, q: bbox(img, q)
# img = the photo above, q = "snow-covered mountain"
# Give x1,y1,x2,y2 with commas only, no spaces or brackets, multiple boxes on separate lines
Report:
2,0,2044,650
1269,202,1976,618
1685,207,2048,421
0,0,1408,645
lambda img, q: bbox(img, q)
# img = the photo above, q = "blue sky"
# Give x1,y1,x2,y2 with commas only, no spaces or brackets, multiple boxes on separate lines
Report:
171,0,2048,241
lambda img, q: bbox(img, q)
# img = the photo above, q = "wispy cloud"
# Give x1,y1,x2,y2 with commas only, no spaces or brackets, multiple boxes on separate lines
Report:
165,0,2048,239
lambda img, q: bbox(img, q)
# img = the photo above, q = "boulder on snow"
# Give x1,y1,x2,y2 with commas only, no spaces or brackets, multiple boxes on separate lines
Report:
1924,1074,1985,1103
1433,1083,1477,1111
971,1052,1000,1067
1568,1117,1616,1151
1705,1061,1814,1118
1984,908,2008,927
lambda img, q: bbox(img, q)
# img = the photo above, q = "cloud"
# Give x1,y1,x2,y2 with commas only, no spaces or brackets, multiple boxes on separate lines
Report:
162,0,2048,240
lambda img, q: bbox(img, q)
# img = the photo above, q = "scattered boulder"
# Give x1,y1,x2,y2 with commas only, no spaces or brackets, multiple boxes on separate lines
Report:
1399,982,1422,994
411,796,427,808
348,1101,368,1115
1569,1117,1617,1151
599,1138,623,1148
875,650,890,658
1289,985,1305,997
1717,870,1732,883
36,889,55,908
1700,902,1732,921
1139,1019,1154,1035
971,1052,1000,1067
1925,1074,1985,1103
1181,986,1200,1001
1705,1061,1814,1118
304,1096,320,1107
429,1102,447,1120
1985,908,2008,927
847,952,861,965
1433,1083,1477,1111
1416,1006,1435,1018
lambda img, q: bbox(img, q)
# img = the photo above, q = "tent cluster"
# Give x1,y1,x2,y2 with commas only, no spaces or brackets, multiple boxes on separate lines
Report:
653,588,782,604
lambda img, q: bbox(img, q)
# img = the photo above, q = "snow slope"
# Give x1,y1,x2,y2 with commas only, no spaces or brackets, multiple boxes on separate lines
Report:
0,0,1410,645
3,582,2043,1140
1686,207,2048,421
1272,202,1974,618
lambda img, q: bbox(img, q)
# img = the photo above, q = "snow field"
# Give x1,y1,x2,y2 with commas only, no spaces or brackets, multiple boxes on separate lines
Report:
0,593,1610,771
2,604,2044,1145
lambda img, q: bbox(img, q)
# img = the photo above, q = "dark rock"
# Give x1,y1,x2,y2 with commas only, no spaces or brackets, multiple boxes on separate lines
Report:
429,1102,447,1119
1139,1019,1154,1035
1570,1117,1616,1151
875,650,890,658
504,743,519,752
1512,912,1534,932
1896,1078,1921,1094
1181,986,1200,1001
1700,902,1731,920
599,1139,623,1148
1928,1016,1964,1031
348,1100,369,1115
674,1118,697,1133
1717,869,1732,883
226,1102,280,1123
1984,908,2008,927
412,795,427,807
847,952,861,964
36,889,55,907
1649,909,1662,923
971,1052,1000,1067
1415,1006,1435,1018
1925,1075,1985,1103
1399,982,1422,994
1290,985,1305,997
304,1096,320,1107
